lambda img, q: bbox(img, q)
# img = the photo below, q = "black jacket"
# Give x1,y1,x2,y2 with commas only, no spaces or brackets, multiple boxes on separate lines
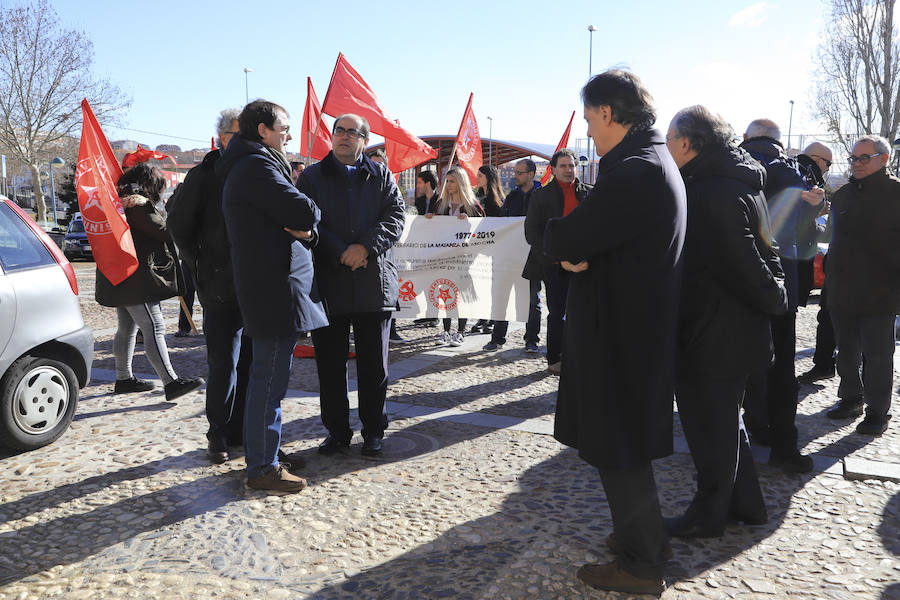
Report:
217,135,328,338
95,194,184,307
676,144,788,378
297,151,406,316
415,192,438,216
523,177,592,278
544,128,686,470
825,168,900,316
167,149,237,304
501,181,538,218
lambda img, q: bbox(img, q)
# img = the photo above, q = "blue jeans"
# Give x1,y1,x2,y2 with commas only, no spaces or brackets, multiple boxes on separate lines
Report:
244,334,296,478
203,301,251,448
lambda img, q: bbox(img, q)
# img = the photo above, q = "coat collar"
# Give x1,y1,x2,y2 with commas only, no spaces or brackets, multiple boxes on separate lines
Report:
597,127,662,174
321,150,381,179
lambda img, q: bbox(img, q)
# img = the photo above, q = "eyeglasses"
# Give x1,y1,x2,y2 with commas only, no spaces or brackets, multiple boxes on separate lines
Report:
514,170,532,176
809,154,832,168
848,152,885,164
271,124,290,134
223,130,239,135
333,125,366,140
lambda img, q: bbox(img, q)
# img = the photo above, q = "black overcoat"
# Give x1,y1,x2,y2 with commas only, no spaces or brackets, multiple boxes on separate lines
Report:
543,128,686,470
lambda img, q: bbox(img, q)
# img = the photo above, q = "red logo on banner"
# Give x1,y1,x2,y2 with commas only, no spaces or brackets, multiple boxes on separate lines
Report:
428,278,459,310
458,115,479,162
399,278,417,302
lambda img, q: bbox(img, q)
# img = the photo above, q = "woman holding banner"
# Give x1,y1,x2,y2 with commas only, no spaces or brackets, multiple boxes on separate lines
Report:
428,166,484,346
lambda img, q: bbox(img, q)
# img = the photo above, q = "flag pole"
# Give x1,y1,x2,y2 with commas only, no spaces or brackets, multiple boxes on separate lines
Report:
437,92,473,203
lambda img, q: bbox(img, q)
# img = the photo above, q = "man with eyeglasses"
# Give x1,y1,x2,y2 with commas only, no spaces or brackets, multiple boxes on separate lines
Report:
739,118,821,474
796,142,837,384
218,100,328,493
488,159,542,354
168,108,257,466
822,135,900,436
297,113,406,457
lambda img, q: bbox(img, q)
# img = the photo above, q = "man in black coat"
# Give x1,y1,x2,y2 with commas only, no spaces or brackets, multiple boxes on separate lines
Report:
218,100,328,493
823,135,900,436
297,114,406,457
544,70,685,597
521,149,591,373
665,105,788,537
168,108,253,465
739,119,821,473
414,169,438,216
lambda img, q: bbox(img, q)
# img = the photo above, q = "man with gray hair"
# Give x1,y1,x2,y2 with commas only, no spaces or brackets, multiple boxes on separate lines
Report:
665,105,787,536
823,134,900,435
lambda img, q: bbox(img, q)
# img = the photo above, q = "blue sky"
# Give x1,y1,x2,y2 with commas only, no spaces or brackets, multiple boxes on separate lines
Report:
53,0,826,154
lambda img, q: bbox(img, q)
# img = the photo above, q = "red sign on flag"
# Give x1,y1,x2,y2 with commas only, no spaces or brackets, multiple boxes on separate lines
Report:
76,99,138,285
453,93,483,185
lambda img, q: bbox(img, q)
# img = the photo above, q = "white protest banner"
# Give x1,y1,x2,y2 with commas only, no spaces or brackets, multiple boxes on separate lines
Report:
394,215,530,320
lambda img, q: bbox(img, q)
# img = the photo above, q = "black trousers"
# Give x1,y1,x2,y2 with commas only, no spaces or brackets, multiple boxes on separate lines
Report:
675,375,766,531
597,464,668,579
312,312,390,441
812,285,837,369
831,311,896,419
744,311,799,454
178,259,197,333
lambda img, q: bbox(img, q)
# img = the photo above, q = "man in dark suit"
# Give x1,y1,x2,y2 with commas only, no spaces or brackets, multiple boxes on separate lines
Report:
297,113,406,457
218,100,328,493
665,105,788,537
544,70,685,597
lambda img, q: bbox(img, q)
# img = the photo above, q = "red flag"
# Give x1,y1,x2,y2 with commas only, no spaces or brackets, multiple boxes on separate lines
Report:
76,99,138,285
384,119,434,173
121,146,174,169
541,111,576,185
211,136,215,151
301,77,333,161
452,93,483,185
321,53,436,166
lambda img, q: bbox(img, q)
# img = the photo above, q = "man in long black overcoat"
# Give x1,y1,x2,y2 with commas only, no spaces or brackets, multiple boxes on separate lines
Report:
543,70,686,597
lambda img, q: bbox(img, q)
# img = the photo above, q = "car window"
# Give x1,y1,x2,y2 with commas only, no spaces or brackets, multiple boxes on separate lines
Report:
67,221,85,234
0,203,54,272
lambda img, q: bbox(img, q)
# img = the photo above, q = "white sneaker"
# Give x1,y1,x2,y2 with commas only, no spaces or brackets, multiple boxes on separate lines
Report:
440,331,452,345
450,332,464,346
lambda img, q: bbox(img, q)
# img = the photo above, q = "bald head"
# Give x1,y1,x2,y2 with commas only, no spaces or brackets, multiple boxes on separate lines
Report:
745,118,781,140
802,141,832,173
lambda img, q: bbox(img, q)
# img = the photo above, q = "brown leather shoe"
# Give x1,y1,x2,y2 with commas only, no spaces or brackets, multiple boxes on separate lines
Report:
246,464,307,493
577,560,665,596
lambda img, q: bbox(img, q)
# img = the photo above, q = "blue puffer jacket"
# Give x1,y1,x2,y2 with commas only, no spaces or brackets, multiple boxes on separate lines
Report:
297,151,405,316
216,135,328,338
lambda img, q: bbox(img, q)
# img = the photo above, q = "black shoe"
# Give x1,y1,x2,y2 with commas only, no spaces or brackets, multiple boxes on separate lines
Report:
113,377,155,394
769,449,814,473
826,397,864,419
856,414,891,436
483,341,503,351
174,329,192,338
277,449,306,471
663,515,723,538
207,441,228,464
389,331,406,345
164,377,204,402
317,435,350,455
797,364,835,383
361,436,383,456
729,510,768,526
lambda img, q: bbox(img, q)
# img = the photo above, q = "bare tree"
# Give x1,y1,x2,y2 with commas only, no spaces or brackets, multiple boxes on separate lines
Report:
813,0,900,153
0,0,129,223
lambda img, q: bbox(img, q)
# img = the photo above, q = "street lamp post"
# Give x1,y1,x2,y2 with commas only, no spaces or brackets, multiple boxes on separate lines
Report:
243,67,253,104
587,25,596,182
787,100,794,150
487,116,493,166
48,157,64,228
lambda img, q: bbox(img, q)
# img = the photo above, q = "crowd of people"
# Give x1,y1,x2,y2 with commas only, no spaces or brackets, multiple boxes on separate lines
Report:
93,68,900,596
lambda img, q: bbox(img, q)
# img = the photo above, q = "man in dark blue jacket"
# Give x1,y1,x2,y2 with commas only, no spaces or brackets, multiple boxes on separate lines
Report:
297,114,405,457
218,100,328,493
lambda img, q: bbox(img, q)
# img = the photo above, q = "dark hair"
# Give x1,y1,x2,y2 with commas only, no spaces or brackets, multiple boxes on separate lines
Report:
477,164,505,210
671,105,734,154
581,69,656,129
238,99,288,143
417,170,438,191
117,163,166,204
367,148,389,164
550,148,578,168
517,158,536,174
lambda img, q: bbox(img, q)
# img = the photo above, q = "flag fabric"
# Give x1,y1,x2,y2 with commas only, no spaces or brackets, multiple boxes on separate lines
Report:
320,53,436,165
452,93,483,185
121,146,174,169
540,111,576,185
384,119,434,174
301,77,332,161
75,99,138,285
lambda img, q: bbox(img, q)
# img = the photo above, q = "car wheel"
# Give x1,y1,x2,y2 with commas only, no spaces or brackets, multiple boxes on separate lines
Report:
0,356,78,451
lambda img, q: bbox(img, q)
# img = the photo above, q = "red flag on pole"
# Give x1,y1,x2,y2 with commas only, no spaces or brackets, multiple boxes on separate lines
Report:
121,146,174,169
75,99,138,285
384,119,434,174
301,77,332,161
540,111,576,185
452,93,483,185
321,53,436,165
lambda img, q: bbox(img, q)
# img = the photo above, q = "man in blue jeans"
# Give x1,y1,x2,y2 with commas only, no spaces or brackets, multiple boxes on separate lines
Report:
484,159,542,353
218,100,328,493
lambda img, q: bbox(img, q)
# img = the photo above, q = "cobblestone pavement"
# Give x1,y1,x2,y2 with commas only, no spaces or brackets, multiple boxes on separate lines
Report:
0,263,898,599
